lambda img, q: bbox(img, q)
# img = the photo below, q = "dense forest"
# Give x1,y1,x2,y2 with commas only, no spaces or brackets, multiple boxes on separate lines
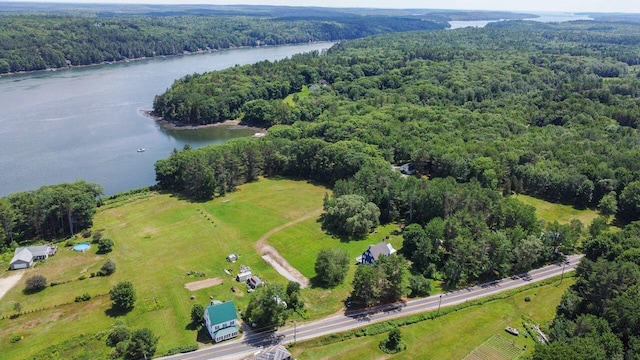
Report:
0,8,444,74
154,21,640,220
0,181,103,247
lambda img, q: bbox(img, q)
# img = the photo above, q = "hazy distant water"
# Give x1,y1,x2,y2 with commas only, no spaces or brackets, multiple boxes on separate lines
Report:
0,42,334,197
448,12,593,29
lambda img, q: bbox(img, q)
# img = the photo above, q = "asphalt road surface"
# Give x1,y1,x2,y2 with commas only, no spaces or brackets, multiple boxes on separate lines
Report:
163,254,583,360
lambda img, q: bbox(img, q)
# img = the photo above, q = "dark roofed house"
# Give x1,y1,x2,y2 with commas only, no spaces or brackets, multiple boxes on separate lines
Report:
360,241,397,265
204,301,239,343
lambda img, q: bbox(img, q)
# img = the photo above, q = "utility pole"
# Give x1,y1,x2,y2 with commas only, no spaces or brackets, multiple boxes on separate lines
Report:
437,294,443,315
294,320,297,345
560,262,566,284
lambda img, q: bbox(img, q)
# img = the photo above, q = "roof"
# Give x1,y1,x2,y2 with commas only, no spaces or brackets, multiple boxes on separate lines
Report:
367,241,396,260
206,301,238,326
28,245,51,257
214,326,238,338
256,345,292,360
10,248,33,265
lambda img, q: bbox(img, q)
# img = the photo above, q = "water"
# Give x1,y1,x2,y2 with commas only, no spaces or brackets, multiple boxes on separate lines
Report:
448,12,593,29
0,42,333,197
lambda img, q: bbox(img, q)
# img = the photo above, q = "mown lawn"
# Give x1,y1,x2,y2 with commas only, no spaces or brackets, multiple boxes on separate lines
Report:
269,222,403,318
0,178,328,359
290,278,574,360
283,85,311,106
515,194,600,226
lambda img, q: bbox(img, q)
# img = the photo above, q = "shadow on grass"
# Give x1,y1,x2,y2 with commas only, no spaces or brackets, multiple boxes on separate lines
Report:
104,306,134,318
185,322,201,331
196,326,212,344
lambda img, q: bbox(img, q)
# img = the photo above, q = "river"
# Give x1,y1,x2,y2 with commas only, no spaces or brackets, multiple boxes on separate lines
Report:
0,42,333,197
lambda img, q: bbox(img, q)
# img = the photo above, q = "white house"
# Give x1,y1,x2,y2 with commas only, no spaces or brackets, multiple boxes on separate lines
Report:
9,245,57,270
9,248,34,270
205,301,239,343
359,241,397,265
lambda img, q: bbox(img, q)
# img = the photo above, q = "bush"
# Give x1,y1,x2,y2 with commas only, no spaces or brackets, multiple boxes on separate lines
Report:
98,238,114,254
163,344,198,356
524,296,531,302
74,293,91,302
92,231,103,243
24,274,47,294
106,325,131,347
190,303,204,325
78,274,87,281
109,281,136,310
11,335,22,343
100,259,116,276
125,328,158,359
65,240,75,247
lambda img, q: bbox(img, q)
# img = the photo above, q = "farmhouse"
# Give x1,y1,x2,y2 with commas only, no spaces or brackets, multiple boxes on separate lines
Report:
204,300,239,343
358,241,396,265
9,245,57,270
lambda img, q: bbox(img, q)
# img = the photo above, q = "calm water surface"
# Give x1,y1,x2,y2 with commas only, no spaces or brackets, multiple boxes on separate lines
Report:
0,43,333,197
448,12,593,29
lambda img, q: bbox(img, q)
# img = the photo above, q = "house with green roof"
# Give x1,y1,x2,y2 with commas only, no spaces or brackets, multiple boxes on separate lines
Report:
205,300,239,343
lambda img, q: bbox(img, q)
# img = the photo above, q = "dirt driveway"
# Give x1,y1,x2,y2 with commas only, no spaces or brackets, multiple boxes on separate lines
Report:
185,277,224,291
254,209,322,289
0,272,24,300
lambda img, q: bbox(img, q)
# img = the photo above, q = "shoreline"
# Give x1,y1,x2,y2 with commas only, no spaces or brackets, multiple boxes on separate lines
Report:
0,41,335,78
139,109,267,132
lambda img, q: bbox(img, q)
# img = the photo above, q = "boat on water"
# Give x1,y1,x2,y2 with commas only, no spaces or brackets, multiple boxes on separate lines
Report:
137,148,146,152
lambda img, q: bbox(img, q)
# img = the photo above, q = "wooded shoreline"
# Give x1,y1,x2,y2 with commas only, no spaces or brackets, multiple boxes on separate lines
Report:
140,109,267,132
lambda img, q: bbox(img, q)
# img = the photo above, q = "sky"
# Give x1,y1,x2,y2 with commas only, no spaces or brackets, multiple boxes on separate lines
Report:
3,0,640,14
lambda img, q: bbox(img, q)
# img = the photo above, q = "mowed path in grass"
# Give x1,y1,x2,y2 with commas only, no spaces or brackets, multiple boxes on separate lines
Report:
0,178,328,360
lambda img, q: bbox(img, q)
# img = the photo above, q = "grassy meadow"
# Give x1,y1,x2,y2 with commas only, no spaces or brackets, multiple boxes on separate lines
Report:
290,277,574,360
515,194,600,226
0,178,330,359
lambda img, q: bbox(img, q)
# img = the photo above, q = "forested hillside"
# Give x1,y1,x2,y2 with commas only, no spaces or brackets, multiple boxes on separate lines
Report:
0,10,443,73
150,21,640,289
154,21,640,220
152,22,640,354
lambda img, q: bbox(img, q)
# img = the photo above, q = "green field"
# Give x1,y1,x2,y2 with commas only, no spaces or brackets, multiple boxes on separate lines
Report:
290,278,574,359
283,85,311,106
0,178,330,359
515,194,600,226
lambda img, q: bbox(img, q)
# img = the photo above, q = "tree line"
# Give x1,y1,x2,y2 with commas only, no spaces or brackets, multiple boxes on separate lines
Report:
532,221,640,359
154,21,640,225
0,13,443,74
0,181,103,249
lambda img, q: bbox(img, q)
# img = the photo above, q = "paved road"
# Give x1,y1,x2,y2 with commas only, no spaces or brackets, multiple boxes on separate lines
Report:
163,254,583,360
